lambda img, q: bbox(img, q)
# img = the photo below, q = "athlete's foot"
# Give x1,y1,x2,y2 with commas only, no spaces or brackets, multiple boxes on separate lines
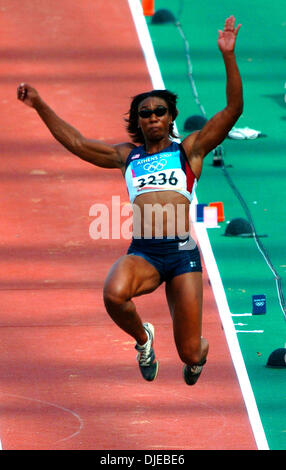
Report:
135,322,159,382
183,358,206,386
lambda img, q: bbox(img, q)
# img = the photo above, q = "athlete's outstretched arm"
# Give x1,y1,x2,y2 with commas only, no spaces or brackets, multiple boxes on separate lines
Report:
17,83,131,169
183,16,243,177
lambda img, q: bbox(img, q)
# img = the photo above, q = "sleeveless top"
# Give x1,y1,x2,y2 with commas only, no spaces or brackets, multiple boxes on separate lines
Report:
124,141,197,203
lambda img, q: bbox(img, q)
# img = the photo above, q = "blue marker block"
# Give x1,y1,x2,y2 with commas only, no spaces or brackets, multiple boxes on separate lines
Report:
196,204,208,222
252,295,266,315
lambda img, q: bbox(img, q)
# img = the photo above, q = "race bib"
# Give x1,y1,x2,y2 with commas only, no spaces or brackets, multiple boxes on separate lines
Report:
130,151,185,191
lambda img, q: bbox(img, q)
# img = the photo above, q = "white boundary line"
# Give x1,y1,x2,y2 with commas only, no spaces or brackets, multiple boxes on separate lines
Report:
128,0,269,451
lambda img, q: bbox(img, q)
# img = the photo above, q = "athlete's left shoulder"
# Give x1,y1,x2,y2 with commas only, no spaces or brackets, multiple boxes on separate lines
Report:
181,131,200,159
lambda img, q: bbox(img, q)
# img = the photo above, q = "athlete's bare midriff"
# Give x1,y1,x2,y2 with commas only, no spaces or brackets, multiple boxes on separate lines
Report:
131,190,191,238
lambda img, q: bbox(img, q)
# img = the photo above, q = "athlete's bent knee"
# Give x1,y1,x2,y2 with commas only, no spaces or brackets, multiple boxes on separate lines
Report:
103,283,128,311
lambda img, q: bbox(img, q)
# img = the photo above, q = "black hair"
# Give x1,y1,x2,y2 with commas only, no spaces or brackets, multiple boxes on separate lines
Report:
125,89,179,144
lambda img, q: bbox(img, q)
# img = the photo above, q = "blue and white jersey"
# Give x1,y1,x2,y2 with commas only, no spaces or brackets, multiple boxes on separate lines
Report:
124,141,197,203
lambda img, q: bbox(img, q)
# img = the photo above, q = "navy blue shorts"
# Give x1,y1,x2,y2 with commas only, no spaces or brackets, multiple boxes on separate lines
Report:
127,237,202,283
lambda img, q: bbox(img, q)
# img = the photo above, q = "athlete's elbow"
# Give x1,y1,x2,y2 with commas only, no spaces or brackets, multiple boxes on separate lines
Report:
236,98,243,117
68,134,87,158
231,93,243,117
227,100,243,122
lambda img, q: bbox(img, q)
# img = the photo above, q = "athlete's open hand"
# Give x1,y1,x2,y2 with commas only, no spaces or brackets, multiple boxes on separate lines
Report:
17,83,40,108
217,16,241,54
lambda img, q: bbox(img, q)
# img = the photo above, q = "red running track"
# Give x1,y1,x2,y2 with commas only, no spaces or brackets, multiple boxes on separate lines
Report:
0,0,257,450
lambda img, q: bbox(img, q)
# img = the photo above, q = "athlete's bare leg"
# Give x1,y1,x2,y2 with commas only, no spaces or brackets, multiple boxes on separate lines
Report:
103,255,161,345
165,271,209,365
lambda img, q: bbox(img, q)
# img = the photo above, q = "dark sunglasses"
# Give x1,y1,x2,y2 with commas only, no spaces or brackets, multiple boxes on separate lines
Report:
138,106,168,119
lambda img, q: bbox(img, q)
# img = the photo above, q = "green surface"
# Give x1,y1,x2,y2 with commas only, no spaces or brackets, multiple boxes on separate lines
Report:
146,0,286,450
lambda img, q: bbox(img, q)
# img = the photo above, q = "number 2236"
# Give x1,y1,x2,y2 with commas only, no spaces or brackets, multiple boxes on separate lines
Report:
138,171,178,188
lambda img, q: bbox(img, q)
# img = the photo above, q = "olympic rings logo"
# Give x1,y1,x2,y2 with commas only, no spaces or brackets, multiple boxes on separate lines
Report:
143,159,167,173
254,301,265,307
